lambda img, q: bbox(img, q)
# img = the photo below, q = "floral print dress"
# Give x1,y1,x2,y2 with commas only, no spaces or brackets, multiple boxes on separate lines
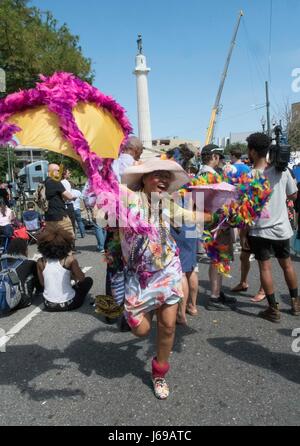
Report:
120,191,184,329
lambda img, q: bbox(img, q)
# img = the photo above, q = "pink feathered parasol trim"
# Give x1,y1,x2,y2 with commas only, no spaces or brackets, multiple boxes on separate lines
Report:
0,72,154,237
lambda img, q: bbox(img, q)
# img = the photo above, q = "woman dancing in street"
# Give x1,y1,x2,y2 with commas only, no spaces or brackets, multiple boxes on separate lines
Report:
119,158,210,399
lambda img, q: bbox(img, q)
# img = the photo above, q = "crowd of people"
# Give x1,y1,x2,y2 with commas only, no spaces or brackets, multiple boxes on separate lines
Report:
1,133,300,400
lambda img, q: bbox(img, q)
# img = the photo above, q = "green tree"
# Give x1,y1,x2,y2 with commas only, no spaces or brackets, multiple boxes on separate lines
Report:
0,146,18,182
289,123,300,151
0,0,94,94
287,113,300,152
224,143,248,156
280,100,300,151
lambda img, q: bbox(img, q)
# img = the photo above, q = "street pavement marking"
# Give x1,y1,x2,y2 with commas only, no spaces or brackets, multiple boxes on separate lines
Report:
0,305,43,350
31,254,42,261
0,266,93,349
82,267,92,273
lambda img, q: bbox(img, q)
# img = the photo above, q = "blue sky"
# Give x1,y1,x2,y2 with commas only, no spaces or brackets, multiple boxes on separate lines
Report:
32,0,300,143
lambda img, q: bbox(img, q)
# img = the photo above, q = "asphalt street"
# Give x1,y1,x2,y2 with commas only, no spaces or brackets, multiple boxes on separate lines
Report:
0,232,300,426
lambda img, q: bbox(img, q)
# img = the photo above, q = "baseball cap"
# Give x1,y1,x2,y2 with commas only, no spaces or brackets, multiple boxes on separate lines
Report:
201,144,225,159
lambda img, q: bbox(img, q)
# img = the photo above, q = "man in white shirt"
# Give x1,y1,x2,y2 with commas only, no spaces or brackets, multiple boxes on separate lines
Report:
72,188,85,238
112,136,144,181
82,182,106,252
246,132,300,322
61,169,76,233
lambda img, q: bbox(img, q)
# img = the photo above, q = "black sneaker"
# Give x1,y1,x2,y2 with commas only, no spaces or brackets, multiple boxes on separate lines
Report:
219,291,237,305
105,316,118,325
206,297,232,311
119,315,131,332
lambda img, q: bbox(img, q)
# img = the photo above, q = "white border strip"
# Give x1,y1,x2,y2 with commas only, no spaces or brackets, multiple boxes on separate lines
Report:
0,267,93,350
82,267,92,274
0,305,43,350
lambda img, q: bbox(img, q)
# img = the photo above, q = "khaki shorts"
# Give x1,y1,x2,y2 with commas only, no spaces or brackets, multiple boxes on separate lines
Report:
46,217,75,239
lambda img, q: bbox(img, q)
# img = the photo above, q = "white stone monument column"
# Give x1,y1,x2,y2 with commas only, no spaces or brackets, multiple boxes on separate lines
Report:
133,35,152,150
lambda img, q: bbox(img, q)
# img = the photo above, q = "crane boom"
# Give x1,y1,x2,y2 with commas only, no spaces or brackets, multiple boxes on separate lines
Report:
205,10,244,146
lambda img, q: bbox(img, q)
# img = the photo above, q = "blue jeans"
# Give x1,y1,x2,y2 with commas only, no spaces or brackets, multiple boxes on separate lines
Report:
93,222,107,251
0,224,13,252
0,225,13,238
74,209,85,238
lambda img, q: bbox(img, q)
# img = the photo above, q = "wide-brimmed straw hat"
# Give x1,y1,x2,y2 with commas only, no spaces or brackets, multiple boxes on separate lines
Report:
121,158,190,193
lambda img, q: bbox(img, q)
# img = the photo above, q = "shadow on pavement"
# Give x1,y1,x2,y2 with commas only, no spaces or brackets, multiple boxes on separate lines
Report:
277,328,294,338
232,300,267,319
207,336,300,384
198,280,265,318
76,245,100,253
198,279,248,297
0,344,84,401
0,296,43,321
0,319,197,401
291,254,300,262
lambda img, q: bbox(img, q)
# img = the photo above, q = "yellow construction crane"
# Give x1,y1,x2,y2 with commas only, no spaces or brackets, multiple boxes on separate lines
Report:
205,10,244,146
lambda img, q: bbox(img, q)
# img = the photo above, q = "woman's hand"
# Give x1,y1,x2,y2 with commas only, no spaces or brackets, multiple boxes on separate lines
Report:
204,212,212,223
194,211,212,223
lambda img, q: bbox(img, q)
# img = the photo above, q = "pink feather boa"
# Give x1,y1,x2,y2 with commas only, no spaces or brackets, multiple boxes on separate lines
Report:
0,72,154,237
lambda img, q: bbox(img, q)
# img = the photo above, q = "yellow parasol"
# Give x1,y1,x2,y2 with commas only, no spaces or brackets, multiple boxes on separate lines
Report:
8,102,125,162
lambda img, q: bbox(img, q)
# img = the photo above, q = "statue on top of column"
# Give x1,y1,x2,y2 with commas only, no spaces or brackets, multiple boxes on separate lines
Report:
137,34,143,55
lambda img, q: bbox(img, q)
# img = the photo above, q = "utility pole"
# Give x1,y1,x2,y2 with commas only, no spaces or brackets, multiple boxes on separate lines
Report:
265,81,271,136
261,116,266,133
7,147,11,182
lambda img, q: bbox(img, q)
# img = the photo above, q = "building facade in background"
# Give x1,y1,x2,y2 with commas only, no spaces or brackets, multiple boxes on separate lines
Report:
292,102,300,121
14,145,46,167
229,131,253,145
290,102,300,151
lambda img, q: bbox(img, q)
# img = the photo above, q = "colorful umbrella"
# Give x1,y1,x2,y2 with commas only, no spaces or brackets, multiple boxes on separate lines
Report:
0,72,158,239
0,72,132,166
189,182,238,212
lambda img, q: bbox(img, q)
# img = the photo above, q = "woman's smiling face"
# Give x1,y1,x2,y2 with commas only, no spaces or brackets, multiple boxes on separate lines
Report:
142,170,173,194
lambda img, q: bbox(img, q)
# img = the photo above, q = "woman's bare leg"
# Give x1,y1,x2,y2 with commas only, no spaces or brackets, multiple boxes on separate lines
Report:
209,264,222,297
156,303,178,365
131,312,153,338
186,270,199,315
177,274,188,324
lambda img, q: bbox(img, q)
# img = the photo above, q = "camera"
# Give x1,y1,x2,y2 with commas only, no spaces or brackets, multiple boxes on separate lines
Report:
268,124,291,172
14,179,26,201
269,143,291,172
